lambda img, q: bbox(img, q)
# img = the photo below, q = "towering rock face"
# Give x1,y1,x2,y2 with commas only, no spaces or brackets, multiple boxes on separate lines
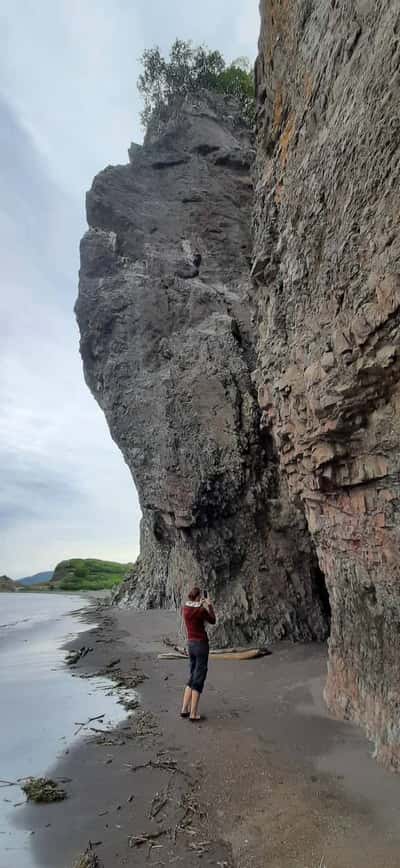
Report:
255,1,400,767
76,92,328,646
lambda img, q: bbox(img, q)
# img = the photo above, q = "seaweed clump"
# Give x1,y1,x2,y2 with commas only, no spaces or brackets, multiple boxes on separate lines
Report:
73,848,100,868
22,777,67,803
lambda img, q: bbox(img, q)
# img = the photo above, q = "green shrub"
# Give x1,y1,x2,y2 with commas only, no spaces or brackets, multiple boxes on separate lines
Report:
138,39,255,131
58,574,122,591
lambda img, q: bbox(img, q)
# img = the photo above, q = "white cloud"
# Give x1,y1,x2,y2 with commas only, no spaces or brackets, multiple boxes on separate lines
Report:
0,96,139,577
0,0,144,194
234,4,261,55
0,0,260,578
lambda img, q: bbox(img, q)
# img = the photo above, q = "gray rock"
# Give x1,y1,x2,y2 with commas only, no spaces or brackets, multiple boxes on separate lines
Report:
255,1,400,767
76,91,329,646
0,575,16,592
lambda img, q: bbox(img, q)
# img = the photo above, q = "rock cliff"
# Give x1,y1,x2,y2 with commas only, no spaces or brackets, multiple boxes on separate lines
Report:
255,1,400,767
76,91,329,646
0,575,16,592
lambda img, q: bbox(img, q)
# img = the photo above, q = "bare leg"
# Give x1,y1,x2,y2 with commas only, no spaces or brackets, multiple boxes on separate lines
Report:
181,686,192,714
190,689,201,720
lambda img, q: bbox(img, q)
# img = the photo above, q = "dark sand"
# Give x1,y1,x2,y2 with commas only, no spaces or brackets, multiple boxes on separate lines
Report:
18,606,400,868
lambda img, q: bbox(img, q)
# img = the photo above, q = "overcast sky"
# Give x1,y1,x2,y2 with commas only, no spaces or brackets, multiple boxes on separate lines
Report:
0,0,260,579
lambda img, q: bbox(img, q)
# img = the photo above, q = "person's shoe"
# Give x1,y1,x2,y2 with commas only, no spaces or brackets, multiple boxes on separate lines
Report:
180,711,190,718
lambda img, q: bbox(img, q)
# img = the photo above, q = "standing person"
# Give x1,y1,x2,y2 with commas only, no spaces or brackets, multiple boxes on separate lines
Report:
180,586,216,722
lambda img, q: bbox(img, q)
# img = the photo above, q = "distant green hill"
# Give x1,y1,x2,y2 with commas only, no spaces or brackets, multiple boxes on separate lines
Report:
51,559,132,591
17,571,53,587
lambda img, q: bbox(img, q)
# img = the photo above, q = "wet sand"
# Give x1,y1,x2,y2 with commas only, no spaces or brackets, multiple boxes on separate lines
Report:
17,606,400,868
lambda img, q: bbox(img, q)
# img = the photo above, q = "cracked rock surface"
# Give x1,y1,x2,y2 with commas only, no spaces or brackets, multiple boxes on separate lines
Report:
76,92,328,646
255,1,400,767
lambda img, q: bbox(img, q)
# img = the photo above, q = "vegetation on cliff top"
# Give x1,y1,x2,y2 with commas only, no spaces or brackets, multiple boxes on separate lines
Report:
51,558,132,591
138,39,255,131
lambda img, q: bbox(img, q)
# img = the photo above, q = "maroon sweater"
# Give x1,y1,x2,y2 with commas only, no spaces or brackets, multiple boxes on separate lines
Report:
183,603,216,642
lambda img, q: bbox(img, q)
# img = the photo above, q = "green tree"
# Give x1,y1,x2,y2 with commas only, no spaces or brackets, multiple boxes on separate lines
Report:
138,40,254,131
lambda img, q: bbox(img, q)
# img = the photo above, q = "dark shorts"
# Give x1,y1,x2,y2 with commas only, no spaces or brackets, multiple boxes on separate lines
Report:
187,640,209,694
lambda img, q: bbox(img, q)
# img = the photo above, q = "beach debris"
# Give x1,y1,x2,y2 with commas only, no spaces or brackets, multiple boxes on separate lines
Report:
21,777,67,803
189,839,211,856
73,853,99,868
81,665,147,691
66,646,93,665
158,645,271,660
119,695,140,711
160,636,272,660
126,756,180,775
89,726,111,734
106,658,121,669
128,829,168,848
93,735,126,747
74,714,105,736
162,636,181,649
73,842,101,868
128,710,159,738
149,790,169,820
75,714,105,725
78,672,103,679
114,671,148,689
173,792,207,843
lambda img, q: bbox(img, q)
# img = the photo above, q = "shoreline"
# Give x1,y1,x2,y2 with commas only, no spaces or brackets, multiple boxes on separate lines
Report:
14,603,400,868
16,602,233,868
0,593,126,868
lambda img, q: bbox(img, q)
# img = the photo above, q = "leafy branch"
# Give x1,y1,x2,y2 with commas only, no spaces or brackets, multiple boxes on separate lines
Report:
138,39,255,132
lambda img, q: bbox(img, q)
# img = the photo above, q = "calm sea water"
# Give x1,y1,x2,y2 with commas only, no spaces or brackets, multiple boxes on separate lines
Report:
0,593,127,868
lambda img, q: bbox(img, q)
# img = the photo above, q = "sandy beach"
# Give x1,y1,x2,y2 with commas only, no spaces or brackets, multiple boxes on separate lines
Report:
8,602,400,868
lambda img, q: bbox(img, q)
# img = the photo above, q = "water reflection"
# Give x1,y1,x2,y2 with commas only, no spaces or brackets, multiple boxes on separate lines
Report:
0,594,128,868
